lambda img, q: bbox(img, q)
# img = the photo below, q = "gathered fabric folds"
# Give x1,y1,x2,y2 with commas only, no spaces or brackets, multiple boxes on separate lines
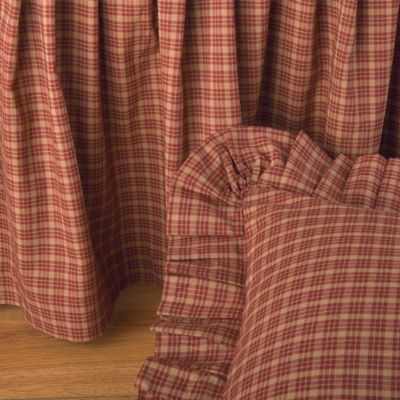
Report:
1,0,400,340
137,126,400,399
0,0,166,341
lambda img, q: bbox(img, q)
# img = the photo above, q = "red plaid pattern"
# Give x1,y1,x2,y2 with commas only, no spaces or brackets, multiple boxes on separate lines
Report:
314,154,354,203
279,131,332,194
343,155,387,208
2,0,400,342
226,191,400,399
154,333,235,362
376,159,400,212
138,127,400,399
0,0,167,341
255,0,400,157
137,126,293,398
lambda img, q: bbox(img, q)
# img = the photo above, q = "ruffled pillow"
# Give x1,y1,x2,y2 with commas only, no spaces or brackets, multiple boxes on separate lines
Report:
137,127,400,399
226,134,400,399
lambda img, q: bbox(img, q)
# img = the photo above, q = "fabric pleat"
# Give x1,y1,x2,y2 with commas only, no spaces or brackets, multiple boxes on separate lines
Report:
342,155,387,208
159,0,242,187
137,126,293,399
0,1,112,341
279,131,332,194
0,0,164,340
381,9,400,156
376,159,400,212
255,1,400,157
138,126,400,399
2,0,400,341
314,154,353,202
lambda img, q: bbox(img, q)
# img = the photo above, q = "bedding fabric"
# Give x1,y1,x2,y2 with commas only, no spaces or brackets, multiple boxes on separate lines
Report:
2,0,400,341
137,126,400,399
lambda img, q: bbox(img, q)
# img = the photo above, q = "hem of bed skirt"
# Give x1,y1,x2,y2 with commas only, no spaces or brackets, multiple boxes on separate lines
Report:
0,279,123,342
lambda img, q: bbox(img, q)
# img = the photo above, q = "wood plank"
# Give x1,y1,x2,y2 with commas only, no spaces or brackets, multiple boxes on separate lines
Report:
14,397,138,400
0,283,161,400
40,397,137,400
12,397,138,400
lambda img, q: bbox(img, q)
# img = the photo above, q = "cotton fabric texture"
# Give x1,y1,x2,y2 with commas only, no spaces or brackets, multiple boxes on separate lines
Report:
137,127,400,399
1,0,400,340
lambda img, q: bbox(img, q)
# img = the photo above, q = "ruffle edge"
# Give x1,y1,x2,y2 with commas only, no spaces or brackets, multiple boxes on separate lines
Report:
137,126,400,399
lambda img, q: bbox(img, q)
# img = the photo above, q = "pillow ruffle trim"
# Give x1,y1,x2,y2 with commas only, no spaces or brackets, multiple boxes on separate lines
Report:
137,126,400,399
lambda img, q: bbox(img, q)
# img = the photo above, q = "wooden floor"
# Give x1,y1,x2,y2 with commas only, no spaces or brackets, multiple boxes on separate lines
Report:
0,283,162,400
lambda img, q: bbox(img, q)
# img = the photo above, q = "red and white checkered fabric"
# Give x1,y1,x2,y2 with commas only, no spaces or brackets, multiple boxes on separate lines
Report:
138,127,400,399
137,126,293,398
1,0,400,341
0,0,166,341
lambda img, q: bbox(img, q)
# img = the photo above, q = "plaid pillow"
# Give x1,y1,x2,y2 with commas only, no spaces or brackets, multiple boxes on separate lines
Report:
137,127,400,399
226,188,400,399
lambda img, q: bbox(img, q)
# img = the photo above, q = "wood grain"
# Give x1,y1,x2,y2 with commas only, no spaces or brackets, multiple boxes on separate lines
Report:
0,283,161,400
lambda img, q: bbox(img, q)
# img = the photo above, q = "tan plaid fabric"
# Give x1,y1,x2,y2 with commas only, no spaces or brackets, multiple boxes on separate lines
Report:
0,0,166,341
1,1,400,341
138,127,400,399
